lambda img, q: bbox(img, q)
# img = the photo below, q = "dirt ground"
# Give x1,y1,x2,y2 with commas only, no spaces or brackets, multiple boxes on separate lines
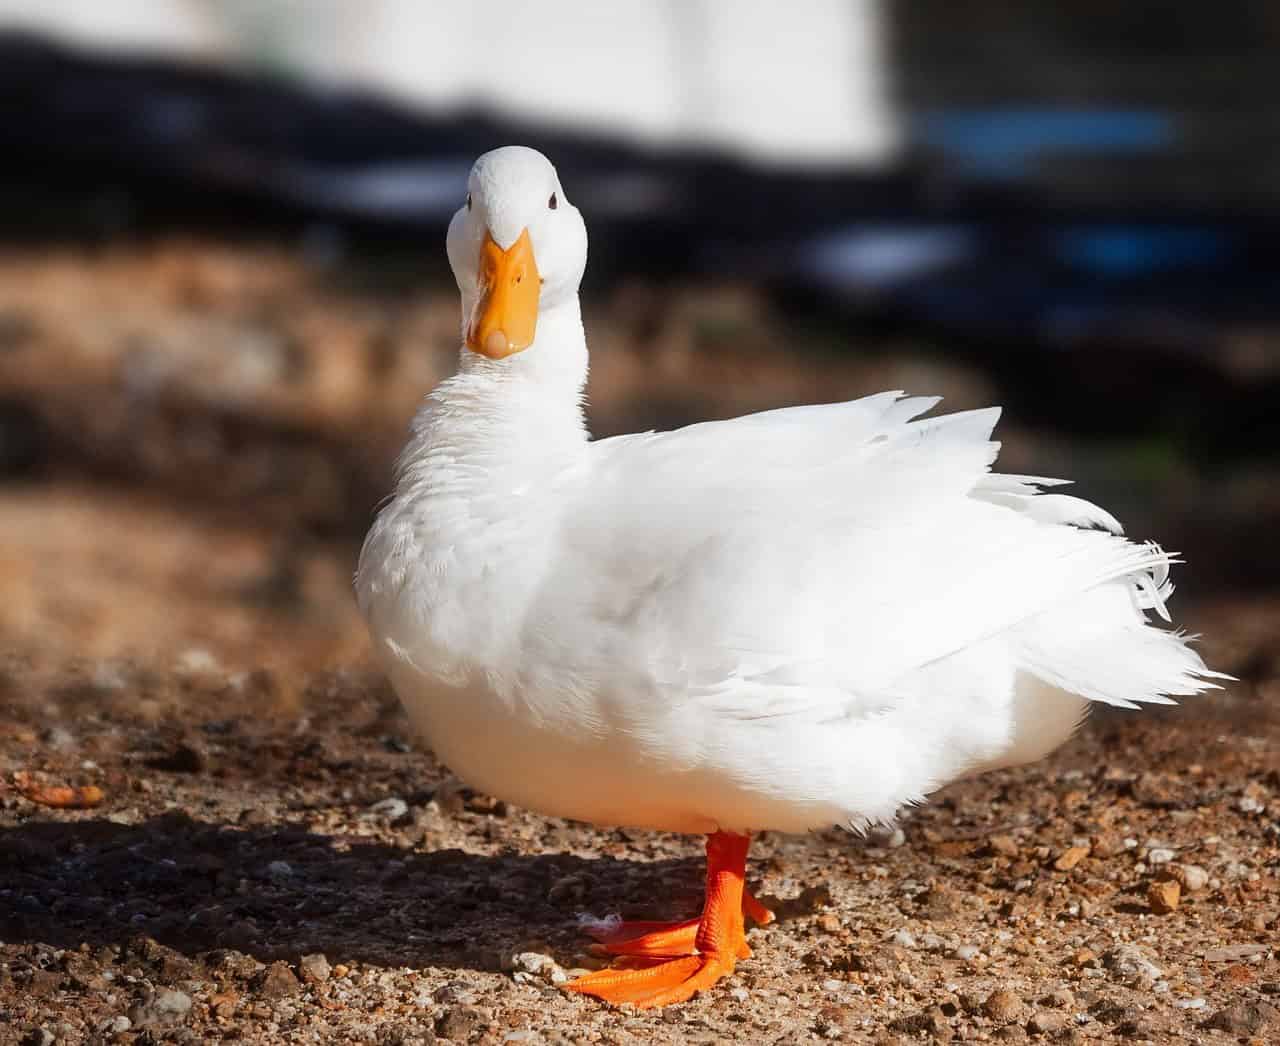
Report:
0,243,1277,1044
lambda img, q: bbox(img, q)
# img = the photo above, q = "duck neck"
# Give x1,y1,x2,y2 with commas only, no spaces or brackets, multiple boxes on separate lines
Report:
395,297,590,498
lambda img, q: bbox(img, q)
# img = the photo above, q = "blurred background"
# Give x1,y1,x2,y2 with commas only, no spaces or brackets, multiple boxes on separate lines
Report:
4,11,1279,1041
1,1,1277,683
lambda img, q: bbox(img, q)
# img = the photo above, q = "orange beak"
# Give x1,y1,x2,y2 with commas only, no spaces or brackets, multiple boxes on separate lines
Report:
467,228,540,358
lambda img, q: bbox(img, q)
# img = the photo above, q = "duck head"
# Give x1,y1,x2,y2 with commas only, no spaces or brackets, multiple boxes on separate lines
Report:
447,146,588,360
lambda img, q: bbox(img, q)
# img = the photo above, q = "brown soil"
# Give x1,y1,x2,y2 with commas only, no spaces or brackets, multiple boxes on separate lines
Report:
1,242,1277,1045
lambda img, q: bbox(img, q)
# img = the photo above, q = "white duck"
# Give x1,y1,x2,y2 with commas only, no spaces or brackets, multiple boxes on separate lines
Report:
357,145,1225,1007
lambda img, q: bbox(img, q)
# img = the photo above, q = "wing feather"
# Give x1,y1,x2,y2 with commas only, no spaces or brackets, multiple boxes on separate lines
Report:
550,393,1217,719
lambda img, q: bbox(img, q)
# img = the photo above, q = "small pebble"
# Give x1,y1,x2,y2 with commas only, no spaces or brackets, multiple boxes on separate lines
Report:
254,962,300,1000
1175,997,1206,1010
510,951,567,985
365,797,409,821
177,648,220,674
1054,845,1089,871
437,1006,484,1041
891,929,917,949
433,982,478,1005
128,989,193,1028
154,992,191,1016
298,953,331,984
266,860,293,881
1027,1010,1066,1035
1116,1015,1154,1037
983,989,1024,1022
1205,1000,1279,1036
1147,879,1181,914
1146,848,1176,865
952,943,980,961
1106,944,1163,983
1175,863,1209,893
1203,943,1269,962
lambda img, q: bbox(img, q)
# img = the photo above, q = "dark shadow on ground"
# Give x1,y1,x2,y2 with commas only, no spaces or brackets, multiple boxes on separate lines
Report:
0,814,711,973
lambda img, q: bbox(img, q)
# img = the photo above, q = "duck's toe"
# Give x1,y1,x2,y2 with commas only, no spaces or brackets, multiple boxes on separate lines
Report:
742,888,776,926
581,887,773,960
563,953,735,1008
587,917,702,958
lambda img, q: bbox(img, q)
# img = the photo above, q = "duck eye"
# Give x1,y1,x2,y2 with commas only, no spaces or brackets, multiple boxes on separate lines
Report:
548,192,558,210
466,193,472,211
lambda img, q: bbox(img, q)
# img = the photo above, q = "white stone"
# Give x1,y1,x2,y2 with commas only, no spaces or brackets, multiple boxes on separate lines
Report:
1178,863,1209,892
366,796,409,820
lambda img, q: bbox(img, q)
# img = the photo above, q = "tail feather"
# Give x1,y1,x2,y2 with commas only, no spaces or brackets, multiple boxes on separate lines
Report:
1014,582,1225,709
976,471,1224,707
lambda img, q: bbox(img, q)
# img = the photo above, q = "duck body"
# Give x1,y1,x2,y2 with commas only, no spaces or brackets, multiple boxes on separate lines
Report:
356,146,1223,1006
357,304,1212,838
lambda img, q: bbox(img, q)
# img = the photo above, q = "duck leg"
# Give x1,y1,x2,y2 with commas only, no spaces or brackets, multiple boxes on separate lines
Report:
564,831,761,1007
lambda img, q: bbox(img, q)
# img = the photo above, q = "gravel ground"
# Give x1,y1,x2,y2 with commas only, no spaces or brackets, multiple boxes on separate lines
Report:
2,491,1277,1045
1,242,1277,1044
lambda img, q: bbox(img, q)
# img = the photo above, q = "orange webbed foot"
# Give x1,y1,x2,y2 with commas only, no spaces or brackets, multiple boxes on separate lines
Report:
564,832,764,1007
563,953,735,1008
